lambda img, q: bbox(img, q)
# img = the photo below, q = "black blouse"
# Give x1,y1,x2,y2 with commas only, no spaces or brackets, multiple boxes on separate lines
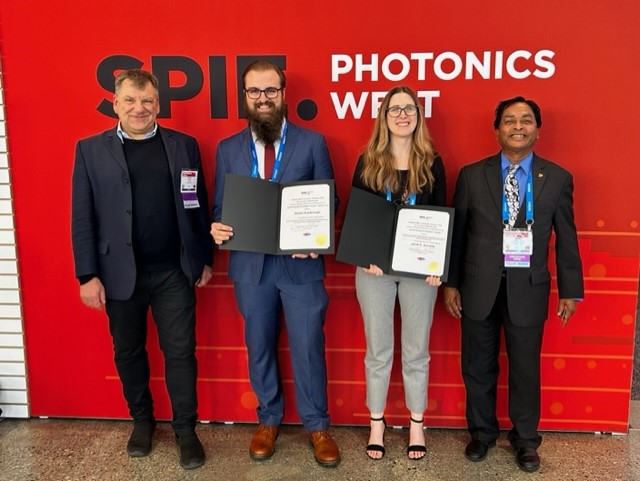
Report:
351,154,446,207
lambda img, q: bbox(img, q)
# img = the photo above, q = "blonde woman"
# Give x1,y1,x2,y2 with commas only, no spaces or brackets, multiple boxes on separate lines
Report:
352,86,446,461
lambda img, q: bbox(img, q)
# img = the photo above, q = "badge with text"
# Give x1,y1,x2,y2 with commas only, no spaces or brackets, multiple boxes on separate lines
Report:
180,169,200,209
503,228,532,268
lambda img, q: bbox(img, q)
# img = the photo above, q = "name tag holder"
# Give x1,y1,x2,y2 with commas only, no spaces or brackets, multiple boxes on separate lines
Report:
502,170,534,268
181,169,200,209
503,227,533,268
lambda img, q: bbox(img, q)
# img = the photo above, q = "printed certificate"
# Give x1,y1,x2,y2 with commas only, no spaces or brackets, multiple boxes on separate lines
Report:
220,174,335,255
390,208,451,277
337,187,454,280
279,183,332,251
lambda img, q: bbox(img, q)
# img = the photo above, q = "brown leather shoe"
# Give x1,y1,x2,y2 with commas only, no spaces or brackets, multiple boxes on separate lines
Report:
249,424,279,460
309,430,341,467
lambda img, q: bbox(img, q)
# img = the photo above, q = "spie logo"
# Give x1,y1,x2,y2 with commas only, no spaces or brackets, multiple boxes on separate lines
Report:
96,54,318,121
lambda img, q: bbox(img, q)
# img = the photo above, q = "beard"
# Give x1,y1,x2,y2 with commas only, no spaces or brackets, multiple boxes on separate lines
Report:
246,99,287,145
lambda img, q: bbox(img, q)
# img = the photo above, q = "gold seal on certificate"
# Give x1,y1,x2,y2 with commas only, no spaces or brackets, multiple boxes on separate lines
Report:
315,234,329,247
427,261,441,274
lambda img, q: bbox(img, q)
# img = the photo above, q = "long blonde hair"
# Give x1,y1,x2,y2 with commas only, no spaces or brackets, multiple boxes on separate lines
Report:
360,86,435,194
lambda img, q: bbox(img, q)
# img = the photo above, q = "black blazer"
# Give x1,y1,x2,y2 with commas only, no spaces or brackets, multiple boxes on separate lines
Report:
72,126,213,300
446,153,584,326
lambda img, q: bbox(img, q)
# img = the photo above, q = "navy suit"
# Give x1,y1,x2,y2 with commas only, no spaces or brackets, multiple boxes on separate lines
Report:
72,126,213,434
447,152,583,448
213,121,335,431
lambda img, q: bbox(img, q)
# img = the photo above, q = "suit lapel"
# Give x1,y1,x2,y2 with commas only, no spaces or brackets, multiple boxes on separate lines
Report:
104,128,128,173
531,154,548,204
484,154,503,216
275,121,296,182
239,129,255,174
514,154,547,226
159,127,177,177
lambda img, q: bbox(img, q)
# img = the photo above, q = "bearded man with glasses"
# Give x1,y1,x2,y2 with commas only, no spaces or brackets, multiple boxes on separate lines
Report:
211,60,340,467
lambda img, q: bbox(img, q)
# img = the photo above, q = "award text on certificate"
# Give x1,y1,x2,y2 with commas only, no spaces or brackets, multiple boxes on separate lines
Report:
391,208,450,276
279,184,331,250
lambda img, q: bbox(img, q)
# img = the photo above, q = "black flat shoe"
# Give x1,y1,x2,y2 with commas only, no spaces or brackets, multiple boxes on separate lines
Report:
127,420,156,457
176,432,205,470
515,447,540,472
366,416,386,460
407,416,426,460
464,439,495,462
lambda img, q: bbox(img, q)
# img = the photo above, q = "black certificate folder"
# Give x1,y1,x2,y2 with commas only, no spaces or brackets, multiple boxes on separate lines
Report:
220,174,335,255
336,187,454,281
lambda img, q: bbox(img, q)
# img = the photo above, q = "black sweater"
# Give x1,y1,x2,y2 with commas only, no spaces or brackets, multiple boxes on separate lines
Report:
123,135,181,272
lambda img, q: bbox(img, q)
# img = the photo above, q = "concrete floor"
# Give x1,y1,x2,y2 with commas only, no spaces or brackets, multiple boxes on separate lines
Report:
1,402,639,481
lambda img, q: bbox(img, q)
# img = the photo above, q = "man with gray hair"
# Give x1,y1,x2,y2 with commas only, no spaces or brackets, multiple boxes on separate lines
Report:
72,69,213,469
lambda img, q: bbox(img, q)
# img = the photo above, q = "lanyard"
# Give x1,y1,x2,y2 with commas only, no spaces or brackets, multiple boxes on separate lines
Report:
502,170,534,229
386,187,416,205
249,123,288,182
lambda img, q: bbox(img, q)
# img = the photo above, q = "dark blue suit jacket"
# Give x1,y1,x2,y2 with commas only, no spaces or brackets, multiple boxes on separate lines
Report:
72,126,213,300
213,122,335,285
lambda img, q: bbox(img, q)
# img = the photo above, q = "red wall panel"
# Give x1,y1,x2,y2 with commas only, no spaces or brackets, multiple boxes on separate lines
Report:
0,0,637,432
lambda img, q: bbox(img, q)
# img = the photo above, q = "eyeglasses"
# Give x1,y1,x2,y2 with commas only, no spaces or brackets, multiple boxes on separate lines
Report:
386,105,419,117
245,87,282,100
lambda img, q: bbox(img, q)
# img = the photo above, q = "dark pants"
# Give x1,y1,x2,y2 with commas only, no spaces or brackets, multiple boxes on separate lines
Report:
461,278,544,449
234,255,330,432
106,268,198,436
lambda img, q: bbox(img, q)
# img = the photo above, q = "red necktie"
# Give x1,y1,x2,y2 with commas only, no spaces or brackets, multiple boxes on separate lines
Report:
264,143,275,180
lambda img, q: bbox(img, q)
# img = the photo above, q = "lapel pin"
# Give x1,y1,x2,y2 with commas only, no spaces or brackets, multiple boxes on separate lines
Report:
538,173,544,178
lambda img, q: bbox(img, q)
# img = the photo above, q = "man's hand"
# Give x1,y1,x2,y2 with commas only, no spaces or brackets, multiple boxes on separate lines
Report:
291,253,319,259
80,277,106,310
211,222,233,245
443,287,462,318
196,265,213,287
557,298,577,327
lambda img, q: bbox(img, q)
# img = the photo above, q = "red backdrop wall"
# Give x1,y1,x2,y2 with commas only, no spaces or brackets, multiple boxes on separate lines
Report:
0,0,638,432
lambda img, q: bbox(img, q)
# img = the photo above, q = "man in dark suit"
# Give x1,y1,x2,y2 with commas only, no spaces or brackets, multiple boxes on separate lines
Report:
211,60,340,467
71,69,213,470
443,96,583,472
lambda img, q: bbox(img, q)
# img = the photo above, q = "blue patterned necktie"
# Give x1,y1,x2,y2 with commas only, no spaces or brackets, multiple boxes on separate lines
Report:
504,164,520,227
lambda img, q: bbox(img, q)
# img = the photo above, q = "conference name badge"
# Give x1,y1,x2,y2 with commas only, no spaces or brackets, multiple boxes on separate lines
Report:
503,228,532,268
181,169,200,209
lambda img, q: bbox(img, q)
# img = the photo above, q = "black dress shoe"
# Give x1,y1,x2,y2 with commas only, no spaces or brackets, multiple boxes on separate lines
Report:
515,447,540,472
127,421,156,457
176,432,205,470
464,439,495,462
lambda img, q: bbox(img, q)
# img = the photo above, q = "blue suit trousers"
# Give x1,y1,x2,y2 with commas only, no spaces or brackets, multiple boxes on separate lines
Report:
234,255,330,431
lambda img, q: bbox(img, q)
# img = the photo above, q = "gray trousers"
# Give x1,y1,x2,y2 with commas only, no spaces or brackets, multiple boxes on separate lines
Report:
355,268,437,414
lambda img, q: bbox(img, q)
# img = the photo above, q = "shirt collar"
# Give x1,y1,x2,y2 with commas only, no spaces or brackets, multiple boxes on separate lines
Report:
116,122,158,143
500,151,534,176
